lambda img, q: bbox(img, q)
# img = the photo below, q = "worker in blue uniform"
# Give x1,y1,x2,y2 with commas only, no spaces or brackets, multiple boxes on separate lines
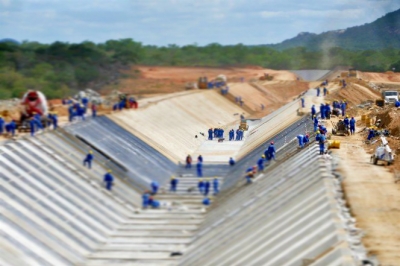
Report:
317,87,320,96
257,155,265,171
246,167,254,184
202,197,211,206
198,179,204,194
315,130,321,142
170,176,178,192
7,120,16,137
267,141,276,161
367,128,375,141
51,112,58,129
341,101,346,117
213,177,219,195
0,116,4,135
323,87,327,96
208,128,213,140
197,155,203,163
29,117,36,136
47,113,53,127
142,191,150,209
229,157,235,166
196,161,203,177
297,134,304,148
81,97,89,108
343,115,350,130
320,104,325,119
301,98,305,108
204,179,210,196
319,134,326,155
303,134,310,146
103,170,114,191
83,151,94,169
311,105,316,119
68,105,75,122
325,103,331,120
313,116,319,132
349,117,356,135
151,181,159,195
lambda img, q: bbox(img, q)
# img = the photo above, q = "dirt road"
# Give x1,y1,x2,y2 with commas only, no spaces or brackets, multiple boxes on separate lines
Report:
329,120,400,265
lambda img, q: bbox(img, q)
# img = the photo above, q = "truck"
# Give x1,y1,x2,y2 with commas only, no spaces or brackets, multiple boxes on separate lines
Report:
19,90,49,132
382,90,399,103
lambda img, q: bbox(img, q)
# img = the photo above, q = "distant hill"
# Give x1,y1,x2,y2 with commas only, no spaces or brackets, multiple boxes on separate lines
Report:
269,8,400,51
0,38,20,45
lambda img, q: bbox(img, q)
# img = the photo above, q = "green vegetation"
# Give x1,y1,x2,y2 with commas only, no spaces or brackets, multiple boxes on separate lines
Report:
2,38,400,99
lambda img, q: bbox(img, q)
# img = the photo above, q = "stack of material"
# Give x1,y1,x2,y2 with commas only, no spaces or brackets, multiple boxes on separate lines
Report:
74,89,103,104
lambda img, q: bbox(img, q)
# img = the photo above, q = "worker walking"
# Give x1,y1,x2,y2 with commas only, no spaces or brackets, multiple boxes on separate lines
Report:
204,179,210,196
257,155,265,171
317,87,320,97
323,87,327,96
170,176,178,192
350,117,356,135
301,98,305,108
198,179,205,194
208,128,213,140
229,157,235,166
103,170,114,191
267,141,276,161
213,177,219,195
151,181,159,195
83,151,94,169
344,115,350,130
185,155,192,168
196,161,203,177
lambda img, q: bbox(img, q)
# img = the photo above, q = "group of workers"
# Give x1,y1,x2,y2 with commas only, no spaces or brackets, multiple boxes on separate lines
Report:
29,111,58,137
185,154,204,177
207,128,244,141
112,96,138,111
316,87,328,97
0,116,17,137
82,150,115,191
245,141,276,184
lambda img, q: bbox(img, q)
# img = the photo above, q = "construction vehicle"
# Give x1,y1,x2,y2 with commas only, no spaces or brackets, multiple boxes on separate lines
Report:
331,120,349,136
382,90,399,104
19,90,49,132
348,68,357,77
259,73,274,81
239,119,249,131
371,136,394,165
198,77,208,89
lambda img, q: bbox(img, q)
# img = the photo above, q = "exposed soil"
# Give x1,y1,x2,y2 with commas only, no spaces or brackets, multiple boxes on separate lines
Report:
360,71,400,83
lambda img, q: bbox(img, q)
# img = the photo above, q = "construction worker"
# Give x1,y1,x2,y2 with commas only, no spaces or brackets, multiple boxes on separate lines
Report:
29,117,36,136
316,87,320,97
83,151,94,169
47,112,53,127
198,178,205,194
320,103,325,119
325,103,331,120
344,115,350,130
257,155,265,171
208,128,213,140
204,178,210,196
318,134,326,155
103,170,114,191
350,117,356,135
267,141,276,161
78,104,86,120
68,105,75,122
151,181,159,195
213,177,219,195
81,96,89,108
323,87,327,96
51,112,58,129
197,155,203,163
367,128,375,141
396,100,400,108
229,157,235,166
245,167,254,184
311,105,316,119
315,130,321,142
6,120,16,137
170,176,178,192
341,101,346,117
303,134,310,145
313,116,319,132
196,161,203,177
142,191,150,209
185,155,192,168
91,103,97,118
0,116,4,135
297,134,304,148
202,197,211,206
301,98,305,108
33,112,43,130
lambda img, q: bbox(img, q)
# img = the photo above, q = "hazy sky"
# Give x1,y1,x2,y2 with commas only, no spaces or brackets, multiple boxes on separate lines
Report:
1,0,400,46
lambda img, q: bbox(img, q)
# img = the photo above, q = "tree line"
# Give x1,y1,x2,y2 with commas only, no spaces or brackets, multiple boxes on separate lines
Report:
1,39,400,99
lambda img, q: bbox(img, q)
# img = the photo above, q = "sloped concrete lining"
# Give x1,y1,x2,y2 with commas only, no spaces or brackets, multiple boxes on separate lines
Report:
177,146,365,266
65,116,177,188
291,70,331,81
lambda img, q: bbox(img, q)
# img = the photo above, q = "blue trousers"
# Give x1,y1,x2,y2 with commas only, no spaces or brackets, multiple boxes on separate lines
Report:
105,181,112,191
197,169,202,177
83,159,92,169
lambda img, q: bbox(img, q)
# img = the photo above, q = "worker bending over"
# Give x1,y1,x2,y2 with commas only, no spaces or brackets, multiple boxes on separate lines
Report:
170,176,178,192
257,155,265,171
104,170,114,191
151,181,159,195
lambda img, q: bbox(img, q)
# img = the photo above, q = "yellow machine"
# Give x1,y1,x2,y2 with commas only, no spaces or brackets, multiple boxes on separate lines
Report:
259,73,274,81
